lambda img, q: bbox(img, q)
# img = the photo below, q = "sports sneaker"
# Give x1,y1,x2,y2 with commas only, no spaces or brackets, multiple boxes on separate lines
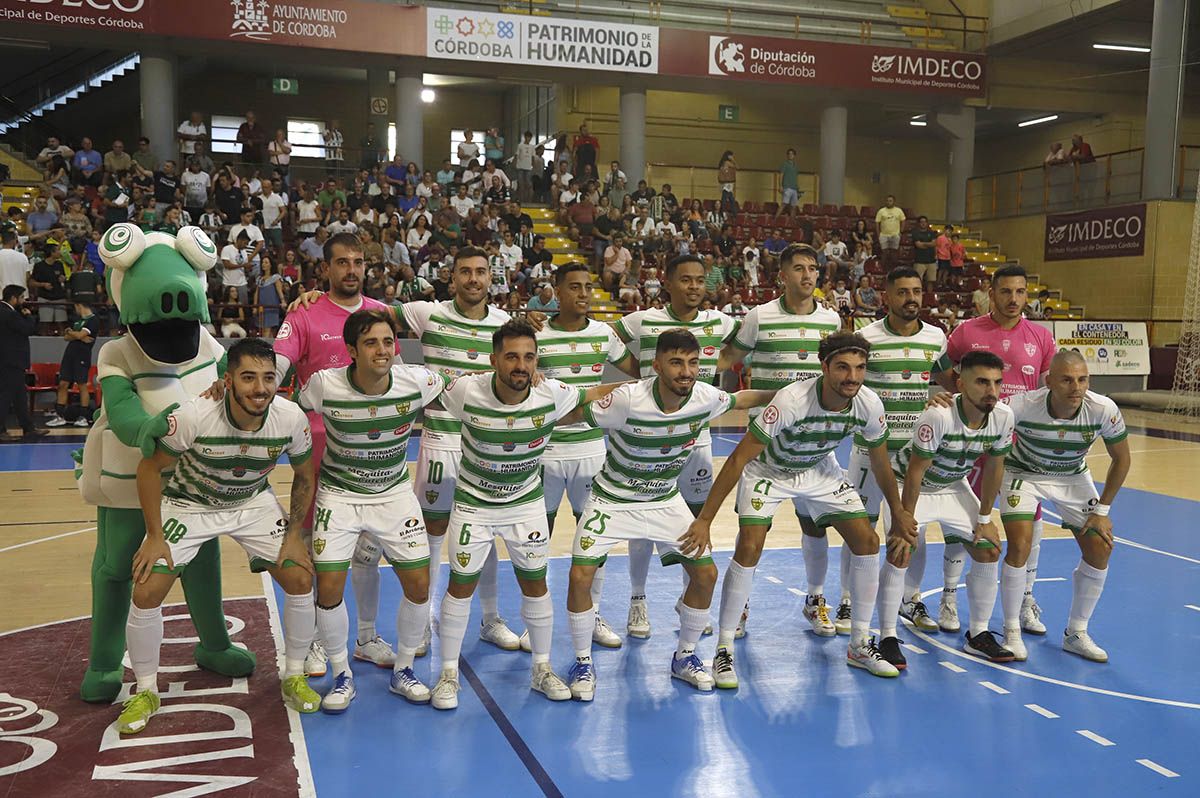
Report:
593,615,622,649
878,636,908,670
479,617,521,651
734,601,749,639
675,598,713,636
304,640,328,678
321,671,355,713
389,667,432,703
74,416,90,427
802,595,837,637
713,646,738,689
627,599,651,639
567,658,596,701
964,630,1017,663
846,637,900,678
1062,629,1108,663
117,689,160,734
530,662,571,701
1021,596,1047,635
45,415,68,428
1003,628,1027,661
431,669,460,710
938,596,961,633
281,674,321,713
900,599,939,633
354,635,396,667
518,630,532,653
415,624,430,658
670,652,715,691
834,599,852,635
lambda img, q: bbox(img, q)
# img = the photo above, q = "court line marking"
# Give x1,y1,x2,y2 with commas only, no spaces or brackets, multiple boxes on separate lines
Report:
939,661,966,673
1025,703,1059,719
0,524,95,553
1136,759,1180,778
1111,537,1200,566
0,594,268,639
787,587,807,598
1186,605,1200,613
260,573,316,798
980,681,1010,695
1076,729,1116,747
901,643,926,655
764,576,782,584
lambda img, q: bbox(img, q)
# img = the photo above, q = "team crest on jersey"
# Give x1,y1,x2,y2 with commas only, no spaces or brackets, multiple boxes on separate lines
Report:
396,401,411,415
425,491,439,504
819,330,830,339
239,444,250,455
368,405,378,418
1082,429,1095,443
456,552,471,567
591,342,602,354
506,416,516,429
313,538,326,555
1001,339,1011,352
750,498,764,511
532,414,546,428
579,536,595,551
1007,495,1020,508
1025,343,1037,356
689,421,701,434
1057,428,1067,439
703,324,714,336
267,445,283,459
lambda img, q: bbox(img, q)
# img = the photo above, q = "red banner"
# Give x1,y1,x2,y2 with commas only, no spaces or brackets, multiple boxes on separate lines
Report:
1044,203,1147,261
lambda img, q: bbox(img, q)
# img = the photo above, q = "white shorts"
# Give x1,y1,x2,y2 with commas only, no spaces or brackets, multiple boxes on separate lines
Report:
1001,471,1100,533
847,444,884,521
447,501,549,583
155,492,289,575
312,488,429,572
879,234,901,250
882,480,979,546
678,443,714,506
781,187,799,205
571,494,713,567
414,443,458,519
543,453,604,520
735,454,866,528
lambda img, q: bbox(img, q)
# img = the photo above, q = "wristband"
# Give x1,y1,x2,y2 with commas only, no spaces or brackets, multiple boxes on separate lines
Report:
976,514,992,526
1091,503,1110,517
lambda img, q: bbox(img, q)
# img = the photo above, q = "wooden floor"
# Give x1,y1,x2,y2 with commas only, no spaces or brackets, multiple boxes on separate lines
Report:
3,407,1198,633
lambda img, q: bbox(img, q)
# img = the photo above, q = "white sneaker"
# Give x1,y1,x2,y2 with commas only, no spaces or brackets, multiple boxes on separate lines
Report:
1021,595,1047,635
431,669,460,710
415,624,430,658
592,615,622,649
834,599,852,635
846,637,900,678
802,595,837,637
530,662,571,701
627,599,651,639
304,640,328,677
670,652,715,691
1003,627,1028,661
900,598,940,633
389,667,432,703
713,646,738,689
74,415,90,427
354,635,396,667
567,658,596,701
45,415,67,427
321,671,355,713
734,602,749,639
479,617,521,651
938,596,961,633
675,598,713,636
518,629,532,652
1063,629,1108,663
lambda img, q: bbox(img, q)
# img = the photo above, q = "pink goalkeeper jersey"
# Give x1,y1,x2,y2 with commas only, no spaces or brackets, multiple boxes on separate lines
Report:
273,294,392,387
945,314,1055,399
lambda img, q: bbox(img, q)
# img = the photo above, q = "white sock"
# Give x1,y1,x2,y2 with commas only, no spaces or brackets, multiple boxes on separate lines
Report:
848,554,880,645
590,562,605,609
803,534,828,597
676,602,709,657
569,606,596,660
521,593,554,665
1067,561,1107,633
717,560,755,648
877,561,907,640
283,590,316,677
351,537,381,642
628,539,653,598
839,544,851,601
943,543,966,599
427,532,445,604
966,560,1000,637
315,600,350,675
394,596,427,672
438,594,472,671
127,604,163,693
903,530,928,599
1025,518,1044,597
1000,562,1025,631
480,545,500,623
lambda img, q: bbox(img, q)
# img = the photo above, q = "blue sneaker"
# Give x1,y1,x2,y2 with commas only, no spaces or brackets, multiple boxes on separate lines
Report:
567,658,596,701
670,652,714,691
321,671,355,714
389,666,431,704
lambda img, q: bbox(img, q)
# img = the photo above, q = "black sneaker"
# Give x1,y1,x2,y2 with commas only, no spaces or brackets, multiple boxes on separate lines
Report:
878,636,908,670
963,630,1016,663
834,600,852,635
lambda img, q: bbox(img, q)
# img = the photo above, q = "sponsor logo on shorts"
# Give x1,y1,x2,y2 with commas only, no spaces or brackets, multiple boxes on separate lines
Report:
1007,495,1021,507
527,529,544,542
579,535,595,550
456,552,471,567
313,538,326,554
405,517,421,529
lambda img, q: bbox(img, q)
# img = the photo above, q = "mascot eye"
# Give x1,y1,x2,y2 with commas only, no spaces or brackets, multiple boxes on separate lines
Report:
98,223,145,272
175,226,218,272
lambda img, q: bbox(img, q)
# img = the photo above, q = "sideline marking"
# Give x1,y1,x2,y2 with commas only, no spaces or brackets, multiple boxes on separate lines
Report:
1136,759,1180,778
939,661,966,674
1076,729,1115,747
0,525,95,553
980,681,1010,695
1112,537,1200,566
1186,605,1200,613
1025,703,1059,719
260,573,316,798
787,588,807,598
764,576,782,584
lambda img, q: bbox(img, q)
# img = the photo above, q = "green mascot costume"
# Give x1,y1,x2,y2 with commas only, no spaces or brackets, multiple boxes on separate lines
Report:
77,223,256,703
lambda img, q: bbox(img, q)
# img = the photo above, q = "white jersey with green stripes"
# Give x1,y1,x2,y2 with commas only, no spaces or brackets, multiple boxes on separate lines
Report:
397,299,510,451
732,297,841,391
157,395,313,509
1005,388,1127,477
892,397,1013,492
749,377,888,473
537,318,629,459
439,373,584,517
298,363,446,502
582,378,735,506
859,318,947,452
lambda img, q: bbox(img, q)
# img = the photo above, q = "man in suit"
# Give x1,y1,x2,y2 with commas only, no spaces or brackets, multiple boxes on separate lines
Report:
0,284,47,441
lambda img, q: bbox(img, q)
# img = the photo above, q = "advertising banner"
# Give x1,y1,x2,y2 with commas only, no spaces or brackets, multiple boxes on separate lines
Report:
1053,321,1150,375
1044,203,1147,261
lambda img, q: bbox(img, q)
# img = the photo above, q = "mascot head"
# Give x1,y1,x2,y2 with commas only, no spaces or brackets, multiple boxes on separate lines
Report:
99,223,217,364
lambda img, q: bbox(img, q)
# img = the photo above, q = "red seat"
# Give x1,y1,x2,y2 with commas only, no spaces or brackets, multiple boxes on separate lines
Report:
860,206,876,217
763,202,780,214
839,205,857,217
820,204,839,215
864,257,885,275
27,362,59,415
802,203,818,215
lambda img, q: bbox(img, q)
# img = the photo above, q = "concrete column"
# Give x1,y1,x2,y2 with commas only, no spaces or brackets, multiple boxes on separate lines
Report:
935,105,975,222
1142,0,1188,199
138,52,176,169
394,70,423,168
819,105,847,206
619,86,646,187
366,67,391,165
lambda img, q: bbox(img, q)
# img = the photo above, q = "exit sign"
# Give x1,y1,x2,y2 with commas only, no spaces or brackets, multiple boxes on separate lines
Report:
272,78,299,95
718,104,739,122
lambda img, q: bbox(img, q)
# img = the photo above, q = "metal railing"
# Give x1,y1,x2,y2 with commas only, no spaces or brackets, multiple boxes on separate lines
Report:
643,162,818,206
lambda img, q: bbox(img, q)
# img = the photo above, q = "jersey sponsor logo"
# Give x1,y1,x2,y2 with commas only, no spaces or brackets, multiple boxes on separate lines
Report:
502,442,517,451
704,346,716,356
405,517,421,529
467,349,479,360
798,350,810,359
592,363,603,373
901,369,912,379
530,437,544,448
1021,364,1035,376
762,405,780,424
232,466,247,477
921,371,931,380
570,363,582,373
367,429,381,440
597,393,614,409
277,320,292,339
395,423,411,435
916,423,934,444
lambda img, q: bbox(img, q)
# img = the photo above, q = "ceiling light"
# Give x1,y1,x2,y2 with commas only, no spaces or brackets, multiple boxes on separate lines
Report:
1092,43,1151,53
421,88,436,103
1018,114,1059,128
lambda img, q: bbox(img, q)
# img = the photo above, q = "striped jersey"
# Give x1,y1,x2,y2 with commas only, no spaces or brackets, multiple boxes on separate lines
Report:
536,318,630,458
733,298,841,391
749,378,888,473
298,364,446,502
1005,388,1127,477
397,299,510,450
859,319,948,451
439,373,584,514
583,379,735,505
893,397,1013,491
158,396,312,509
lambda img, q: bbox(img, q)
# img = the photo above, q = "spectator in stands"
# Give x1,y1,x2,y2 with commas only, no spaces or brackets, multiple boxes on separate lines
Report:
630,180,655,206
396,265,434,303
948,232,966,288
317,178,346,210
180,160,211,223
593,206,623,267
261,178,288,249
236,111,268,164
323,119,344,173
972,275,991,317
573,124,599,178
294,186,321,240
1026,289,1049,320
36,136,73,167
229,207,265,264
458,129,481,167
763,228,787,260
218,285,246,338
25,197,60,245
854,275,881,319
550,161,574,207
740,237,761,292
129,136,155,172
498,230,525,291
910,215,937,289
603,161,626,192
822,229,852,281
450,184,475,220
717,150,737,213
255,255,285,335
1068,134,1095,164
103,171,133,228
485,127,505,164
721,293,749,318
933,297,960,332
0,232,31,295
327,208,358,237
103,139,132,177
1044,143,1067,166
658,184,679,216
213,172,244,224
779,147,800,216
44,155,70,200
0,284,45,440
31,243,68,334
522,280,556,315
850,219,873,254
483,175,511,207
630,204,656,251
187,140,214,175
144,160,179,218
850,241,870,283
615,265,642,310
714,224,737,260
874,194,906,270
436,159,457,191
220,230,251,305
268,129,292,185
300,226,327,266
703,254,726,306
935,225,953,287
602,231,632,295
607,176,630,212
59,199,91,252
177,111,207,163
430,265,452,301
